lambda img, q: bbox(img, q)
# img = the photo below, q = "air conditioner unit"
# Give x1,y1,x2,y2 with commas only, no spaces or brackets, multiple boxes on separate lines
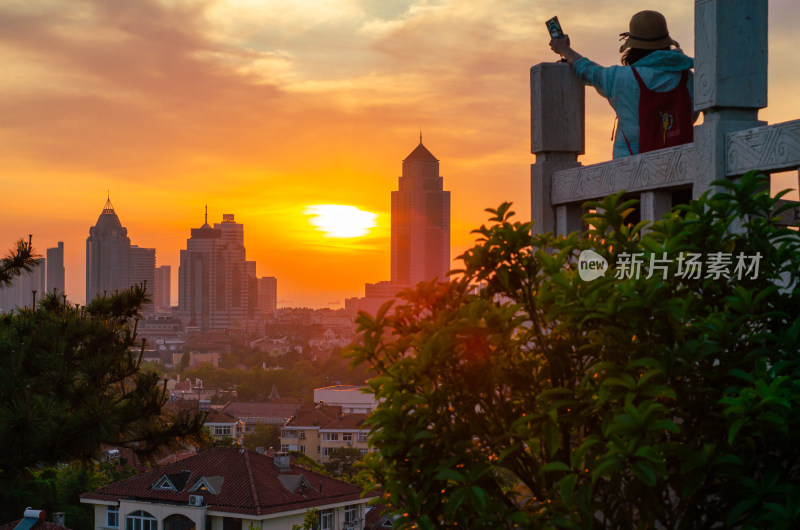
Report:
188,495,203,507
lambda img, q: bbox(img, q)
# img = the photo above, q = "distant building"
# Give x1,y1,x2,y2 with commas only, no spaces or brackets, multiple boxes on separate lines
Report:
129,245,156,315
349,139,451,314
391,138,451,286
154,265,171,313
0,257,46,313
177,210,257,330
46,242,65,296
221,401,304,433
80,447,370,530
281,403,372,463
258,276,278,316
314,385,378,414
85,197,156,311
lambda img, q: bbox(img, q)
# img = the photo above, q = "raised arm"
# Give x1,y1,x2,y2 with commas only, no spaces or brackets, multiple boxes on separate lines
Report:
550,36,583,65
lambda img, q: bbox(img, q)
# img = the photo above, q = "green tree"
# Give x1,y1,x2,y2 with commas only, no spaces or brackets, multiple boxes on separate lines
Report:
0,462,138,529
180,350,190,371
0,283,207,481
243,422,280,452
323,447,363,481
0,236,39,287
291,508,319,530
347,173,800,529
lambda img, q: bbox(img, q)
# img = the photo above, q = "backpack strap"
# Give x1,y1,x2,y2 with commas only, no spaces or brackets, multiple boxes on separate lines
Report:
631,67,647,90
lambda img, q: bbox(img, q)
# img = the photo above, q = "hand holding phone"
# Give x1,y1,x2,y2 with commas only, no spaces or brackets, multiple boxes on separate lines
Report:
546,16,564,39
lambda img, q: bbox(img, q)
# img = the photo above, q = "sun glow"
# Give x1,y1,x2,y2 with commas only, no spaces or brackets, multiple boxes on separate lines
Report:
304,204,378,238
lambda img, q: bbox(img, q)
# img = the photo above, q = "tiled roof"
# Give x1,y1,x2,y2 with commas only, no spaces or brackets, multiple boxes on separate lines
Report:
321,413,368,430
222,402,302,420
204,409,237,424
286,404,342,428
80,448,364,516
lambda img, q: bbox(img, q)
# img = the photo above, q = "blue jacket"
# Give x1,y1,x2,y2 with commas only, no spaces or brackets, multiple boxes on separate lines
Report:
573,50,695,159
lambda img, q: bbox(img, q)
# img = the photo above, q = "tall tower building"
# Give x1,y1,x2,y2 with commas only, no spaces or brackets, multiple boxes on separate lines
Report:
86,198,130,303
154,265,171,313
178,211,256,330
86,197,156,308
46,242,65,296
391,139,451,286
129,245,156,315
258,276,278,316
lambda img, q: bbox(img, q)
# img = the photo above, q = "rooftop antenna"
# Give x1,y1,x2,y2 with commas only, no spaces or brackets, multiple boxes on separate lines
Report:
419,129,423,144
204,205,208,224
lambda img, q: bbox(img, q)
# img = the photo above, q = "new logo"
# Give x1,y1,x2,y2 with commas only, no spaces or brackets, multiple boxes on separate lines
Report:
578,250,608,281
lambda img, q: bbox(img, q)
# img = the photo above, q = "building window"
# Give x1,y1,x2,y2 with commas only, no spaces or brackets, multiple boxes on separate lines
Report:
299,431,306,439
344,505,358,524
342,433,353,442
299,445,306,454
319,510,333,530
322,447,332,457
281,429,298,438
359,449,368,456
322,432,338,441
107,506,119,528
213,425,232,436
281,445,289,452
358,432,368,442
126,511,157,530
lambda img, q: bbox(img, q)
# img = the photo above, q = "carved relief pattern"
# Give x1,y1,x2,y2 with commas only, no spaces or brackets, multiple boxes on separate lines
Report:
530,68,542,148
551,144,696,205
694,0,716,109
726,120,800,176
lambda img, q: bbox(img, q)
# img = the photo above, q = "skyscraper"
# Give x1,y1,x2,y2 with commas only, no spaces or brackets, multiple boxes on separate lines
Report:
258,276,278,316
154,265,171,313
350,138,451,316
86,197,156,308
178,211,257,330
391,139,451,286
46,242,65,296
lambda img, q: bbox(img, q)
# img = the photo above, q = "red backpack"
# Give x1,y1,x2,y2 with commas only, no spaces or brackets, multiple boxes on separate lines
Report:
630,68,693,154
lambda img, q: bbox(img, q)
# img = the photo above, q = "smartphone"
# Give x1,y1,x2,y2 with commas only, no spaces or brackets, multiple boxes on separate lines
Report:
546,16,564,39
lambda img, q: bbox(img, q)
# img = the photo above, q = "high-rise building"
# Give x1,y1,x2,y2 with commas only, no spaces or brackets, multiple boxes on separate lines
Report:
391,139,451,286
130,245,156,315
349,139,451,316
154,265,171,313
46,242,65,296
0,258,46,313
258,276,278,316
178,211,257,330
86,197,156,309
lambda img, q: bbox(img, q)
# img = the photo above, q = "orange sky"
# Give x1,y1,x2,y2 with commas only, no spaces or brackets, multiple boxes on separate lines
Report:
1,0,799,308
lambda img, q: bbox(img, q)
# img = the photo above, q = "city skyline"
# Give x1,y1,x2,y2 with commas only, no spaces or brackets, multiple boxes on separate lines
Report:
1,1,799,307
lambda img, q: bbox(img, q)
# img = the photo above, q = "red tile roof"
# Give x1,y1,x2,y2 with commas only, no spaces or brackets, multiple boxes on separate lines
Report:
204,409,237,424
80,448,364,516
286,404,342,428
322,413,368,430
222,402,302,421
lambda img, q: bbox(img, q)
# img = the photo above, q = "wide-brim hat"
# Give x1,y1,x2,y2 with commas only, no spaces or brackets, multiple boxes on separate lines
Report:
619,10,679,52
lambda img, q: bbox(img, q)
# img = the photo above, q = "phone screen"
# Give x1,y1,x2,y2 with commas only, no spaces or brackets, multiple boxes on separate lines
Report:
546,16,564,39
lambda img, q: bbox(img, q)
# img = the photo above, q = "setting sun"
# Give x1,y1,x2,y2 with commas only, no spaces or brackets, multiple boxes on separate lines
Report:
304,204,378,238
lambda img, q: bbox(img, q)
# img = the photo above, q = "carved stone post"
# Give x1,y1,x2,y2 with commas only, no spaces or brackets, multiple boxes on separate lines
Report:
531,62,584,235
640,191,672,223
693,0,768,198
